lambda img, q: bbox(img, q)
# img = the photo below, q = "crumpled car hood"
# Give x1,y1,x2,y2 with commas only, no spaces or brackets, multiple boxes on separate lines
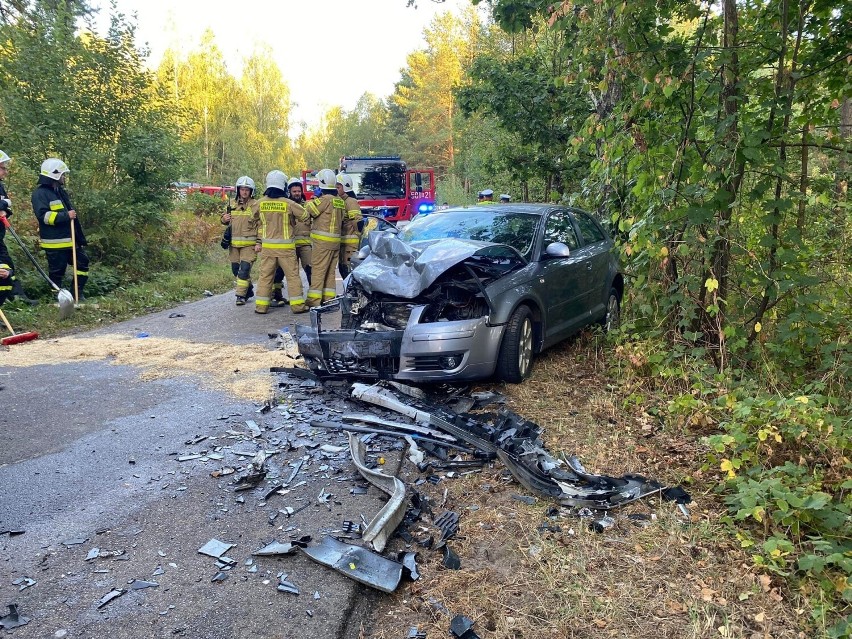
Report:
351,232,524,298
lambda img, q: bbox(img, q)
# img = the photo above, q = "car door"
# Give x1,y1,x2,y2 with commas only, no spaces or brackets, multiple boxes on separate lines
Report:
570,210,612,323
535,210,587,342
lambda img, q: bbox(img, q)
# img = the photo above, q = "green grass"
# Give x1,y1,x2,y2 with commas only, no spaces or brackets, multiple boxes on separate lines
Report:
1,248,234,338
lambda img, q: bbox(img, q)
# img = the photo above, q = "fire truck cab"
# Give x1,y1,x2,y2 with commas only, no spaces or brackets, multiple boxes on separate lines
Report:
301,157,435,222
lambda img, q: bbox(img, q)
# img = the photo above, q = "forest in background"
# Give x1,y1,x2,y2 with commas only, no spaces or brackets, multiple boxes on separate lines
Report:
0,0,849,634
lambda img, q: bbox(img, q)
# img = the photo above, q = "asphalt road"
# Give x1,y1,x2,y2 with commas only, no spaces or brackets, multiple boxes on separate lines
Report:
0,289,401,639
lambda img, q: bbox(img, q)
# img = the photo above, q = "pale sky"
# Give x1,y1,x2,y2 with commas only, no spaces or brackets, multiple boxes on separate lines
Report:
90,0,475,130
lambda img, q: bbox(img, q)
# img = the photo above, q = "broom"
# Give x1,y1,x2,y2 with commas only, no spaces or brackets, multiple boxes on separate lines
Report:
0,307,39,345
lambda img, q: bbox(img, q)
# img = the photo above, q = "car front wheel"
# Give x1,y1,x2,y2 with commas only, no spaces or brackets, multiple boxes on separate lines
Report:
496,305,535,383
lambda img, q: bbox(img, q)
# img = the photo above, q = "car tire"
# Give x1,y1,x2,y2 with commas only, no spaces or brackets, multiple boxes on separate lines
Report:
601,288,620,332
496,305,535,383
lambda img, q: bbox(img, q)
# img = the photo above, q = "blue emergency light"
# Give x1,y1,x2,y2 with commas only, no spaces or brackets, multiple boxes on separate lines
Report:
418,203,435,213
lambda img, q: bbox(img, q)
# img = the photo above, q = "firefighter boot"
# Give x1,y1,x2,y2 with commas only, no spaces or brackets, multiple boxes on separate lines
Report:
11,279,38,306
271,285,286,308
235,295,246,306
246,282,255,300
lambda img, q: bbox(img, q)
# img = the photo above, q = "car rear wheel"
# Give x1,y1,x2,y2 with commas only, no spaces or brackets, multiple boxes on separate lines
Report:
603,288,620,332
496,305,534,383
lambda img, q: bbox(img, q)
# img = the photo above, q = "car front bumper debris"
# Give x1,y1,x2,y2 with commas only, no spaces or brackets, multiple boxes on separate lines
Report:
296,303,504,381
352,382,676,510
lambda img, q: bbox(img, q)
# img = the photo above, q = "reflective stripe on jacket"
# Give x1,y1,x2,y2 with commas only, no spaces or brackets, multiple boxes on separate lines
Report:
253,196,309,254
306,194,345,247
228,198,258,247
341,195,362,246
32,177,86,250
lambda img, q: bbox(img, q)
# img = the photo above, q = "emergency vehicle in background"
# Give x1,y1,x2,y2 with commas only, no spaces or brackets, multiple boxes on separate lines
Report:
302,156,435,222
186,184,235,199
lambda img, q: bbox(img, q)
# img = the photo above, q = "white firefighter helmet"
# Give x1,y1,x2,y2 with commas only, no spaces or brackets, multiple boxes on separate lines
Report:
235,175,255,196
316,168,336,190
265,170,289,192
41,158,70,180
336,172,355,193
287,176,303,192
0,150,10,166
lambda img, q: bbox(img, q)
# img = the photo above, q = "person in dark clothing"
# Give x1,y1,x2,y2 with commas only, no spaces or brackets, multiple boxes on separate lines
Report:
32,158,90,299
0,151,37,306
0,150,12,305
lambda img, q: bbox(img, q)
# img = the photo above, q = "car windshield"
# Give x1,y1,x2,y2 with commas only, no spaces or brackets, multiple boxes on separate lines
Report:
399,209,540,257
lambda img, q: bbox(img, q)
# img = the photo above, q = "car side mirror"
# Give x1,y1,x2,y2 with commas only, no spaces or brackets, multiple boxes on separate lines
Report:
544,242,571,258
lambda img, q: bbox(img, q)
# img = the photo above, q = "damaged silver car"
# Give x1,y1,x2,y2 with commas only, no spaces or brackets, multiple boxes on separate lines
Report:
296,204,624,382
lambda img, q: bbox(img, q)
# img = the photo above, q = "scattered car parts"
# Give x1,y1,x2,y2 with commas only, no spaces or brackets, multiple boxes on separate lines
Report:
96,588,125,609
348,432,407,553
301,536,403,593
351,382,686,509
0,604,29,629
197,539,234,559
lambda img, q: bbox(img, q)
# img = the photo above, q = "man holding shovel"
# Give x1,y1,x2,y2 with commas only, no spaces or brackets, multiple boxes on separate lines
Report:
32,158,89,301
0,150,14,305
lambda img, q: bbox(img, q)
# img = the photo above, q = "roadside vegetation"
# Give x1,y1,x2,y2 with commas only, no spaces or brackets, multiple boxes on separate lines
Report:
1,0,848,635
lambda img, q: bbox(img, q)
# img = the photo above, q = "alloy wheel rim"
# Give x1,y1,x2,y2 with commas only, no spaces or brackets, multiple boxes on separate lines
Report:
606,295,619,331
519,318,533,375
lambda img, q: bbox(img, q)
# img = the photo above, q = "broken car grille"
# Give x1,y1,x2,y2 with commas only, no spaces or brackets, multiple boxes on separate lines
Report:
326,355,400,376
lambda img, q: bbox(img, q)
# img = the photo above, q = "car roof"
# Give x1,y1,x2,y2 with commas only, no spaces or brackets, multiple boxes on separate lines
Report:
442,203,564,216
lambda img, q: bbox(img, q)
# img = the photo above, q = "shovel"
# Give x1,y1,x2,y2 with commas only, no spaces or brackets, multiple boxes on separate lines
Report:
1,216,75,320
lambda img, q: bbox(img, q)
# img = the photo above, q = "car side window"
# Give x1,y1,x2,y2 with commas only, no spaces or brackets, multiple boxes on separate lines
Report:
575,212,606,245
543,211,579,250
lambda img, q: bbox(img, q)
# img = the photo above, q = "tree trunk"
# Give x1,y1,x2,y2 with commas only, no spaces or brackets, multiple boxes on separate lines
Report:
708,0,741,359
837,98,850,203
798,119,808,234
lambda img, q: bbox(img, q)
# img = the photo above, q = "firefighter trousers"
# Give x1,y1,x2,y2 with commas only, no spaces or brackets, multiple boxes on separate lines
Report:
255,251,306,314
297,244,312,284
307,243,339,307
46,247,89,297
229,246,257,297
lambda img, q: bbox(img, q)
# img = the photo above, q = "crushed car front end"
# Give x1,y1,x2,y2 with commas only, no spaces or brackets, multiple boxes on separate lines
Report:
295,300,504,381
296,236,526,381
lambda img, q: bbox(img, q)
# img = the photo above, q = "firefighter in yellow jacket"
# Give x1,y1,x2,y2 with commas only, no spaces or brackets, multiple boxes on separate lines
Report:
305,168,346,306
287,176,311,285
337,173,362,278
252,170,310,314
221,176,258,305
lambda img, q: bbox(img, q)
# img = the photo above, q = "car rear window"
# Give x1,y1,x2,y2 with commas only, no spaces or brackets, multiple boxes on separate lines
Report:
575,212,606,244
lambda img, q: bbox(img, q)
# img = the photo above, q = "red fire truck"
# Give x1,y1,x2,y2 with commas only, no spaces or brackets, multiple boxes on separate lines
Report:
302,156,435,222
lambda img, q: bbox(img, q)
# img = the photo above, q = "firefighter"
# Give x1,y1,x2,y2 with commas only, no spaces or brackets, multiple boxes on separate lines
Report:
0,151,36,306
305,169,345,307
500,193,511,203
221,176,258,305
288,176,311,285
32,158,90,299
252,170,310,314
478,189,494,204
336,173,362,278
0,151,13,305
